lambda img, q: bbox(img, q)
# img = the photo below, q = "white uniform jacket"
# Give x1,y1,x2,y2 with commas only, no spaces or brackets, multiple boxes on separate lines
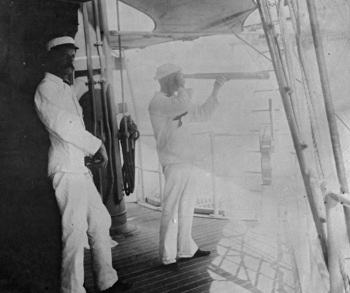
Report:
34,73,101,176
149,87,219,167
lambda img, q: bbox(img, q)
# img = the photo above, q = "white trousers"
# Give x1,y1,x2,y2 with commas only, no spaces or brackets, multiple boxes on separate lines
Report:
160,164,198,264
52,172,118,293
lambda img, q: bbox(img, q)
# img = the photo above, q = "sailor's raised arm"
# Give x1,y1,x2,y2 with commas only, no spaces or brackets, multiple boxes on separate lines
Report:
188,76,226,122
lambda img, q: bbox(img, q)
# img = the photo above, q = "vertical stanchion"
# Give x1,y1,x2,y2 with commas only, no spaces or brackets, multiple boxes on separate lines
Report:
159,163,164,208
269,98,274,152
269,99,273,139
256,0,328,262
210,132,218,216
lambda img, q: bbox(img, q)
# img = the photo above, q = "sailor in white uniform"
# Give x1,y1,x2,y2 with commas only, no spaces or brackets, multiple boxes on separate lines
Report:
34,36,131,293
149,63,226,268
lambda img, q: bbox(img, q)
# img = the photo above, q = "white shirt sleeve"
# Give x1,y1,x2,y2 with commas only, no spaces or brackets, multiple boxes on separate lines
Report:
187,93,219,122
35,84,101,156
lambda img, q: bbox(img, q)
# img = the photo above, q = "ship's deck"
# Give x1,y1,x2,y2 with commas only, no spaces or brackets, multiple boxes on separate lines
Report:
84,200,299,293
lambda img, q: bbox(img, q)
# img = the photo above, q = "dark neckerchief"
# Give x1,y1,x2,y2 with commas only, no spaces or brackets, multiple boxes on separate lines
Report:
173,111,188,121
173,111,188,127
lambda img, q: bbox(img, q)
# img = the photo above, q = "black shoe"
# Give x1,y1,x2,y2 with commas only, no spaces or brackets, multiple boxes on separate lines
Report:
161,261,179,270
179,249,211,262
193,249,211,258
101,278,133,292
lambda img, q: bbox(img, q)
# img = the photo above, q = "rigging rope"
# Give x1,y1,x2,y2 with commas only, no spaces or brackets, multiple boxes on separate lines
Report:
235,35,272,62
337,114,350,132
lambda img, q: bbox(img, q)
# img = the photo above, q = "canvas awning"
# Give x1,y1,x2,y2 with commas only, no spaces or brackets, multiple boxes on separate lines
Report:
110,0,257,50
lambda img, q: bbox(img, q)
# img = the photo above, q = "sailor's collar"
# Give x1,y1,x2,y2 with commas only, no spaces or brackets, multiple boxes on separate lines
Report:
45,72,65,85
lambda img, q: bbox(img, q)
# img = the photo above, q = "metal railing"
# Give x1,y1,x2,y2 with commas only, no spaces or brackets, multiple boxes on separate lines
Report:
135,130,262,217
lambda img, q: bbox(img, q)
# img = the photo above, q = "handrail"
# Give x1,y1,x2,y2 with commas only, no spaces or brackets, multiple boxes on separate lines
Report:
138,131,247,216
135,165,162,174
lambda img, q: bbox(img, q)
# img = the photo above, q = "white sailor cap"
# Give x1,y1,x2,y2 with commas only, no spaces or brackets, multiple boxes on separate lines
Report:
154,63,182,80
46,36,79,51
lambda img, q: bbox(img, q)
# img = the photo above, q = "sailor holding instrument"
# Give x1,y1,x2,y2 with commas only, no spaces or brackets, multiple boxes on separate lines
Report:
149,63,226,268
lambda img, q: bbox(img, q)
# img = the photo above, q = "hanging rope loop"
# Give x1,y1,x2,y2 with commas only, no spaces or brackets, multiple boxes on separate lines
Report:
119,115,139,195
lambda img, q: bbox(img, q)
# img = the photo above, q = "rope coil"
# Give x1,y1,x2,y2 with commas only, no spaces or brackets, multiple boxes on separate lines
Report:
119,116,139,195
